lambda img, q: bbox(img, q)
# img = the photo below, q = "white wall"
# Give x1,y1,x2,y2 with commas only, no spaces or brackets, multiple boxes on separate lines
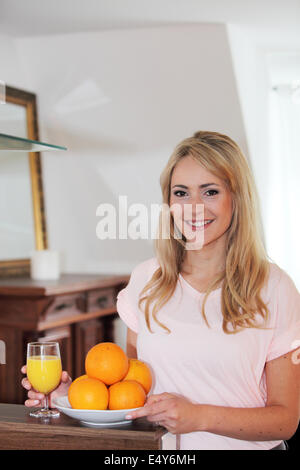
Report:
13,24,248,274
227,25,272,241
0,34,27,88
228,25,300,261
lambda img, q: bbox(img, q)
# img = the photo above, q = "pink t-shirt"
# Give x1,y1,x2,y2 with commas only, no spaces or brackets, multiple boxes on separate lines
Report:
116,257,300,450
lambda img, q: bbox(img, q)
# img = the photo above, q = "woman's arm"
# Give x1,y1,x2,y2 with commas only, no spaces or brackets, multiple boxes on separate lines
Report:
126,328,137,359
199,349,300,441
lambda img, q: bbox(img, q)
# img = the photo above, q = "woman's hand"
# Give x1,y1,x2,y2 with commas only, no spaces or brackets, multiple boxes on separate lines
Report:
126,392,205,434
21,365,72,408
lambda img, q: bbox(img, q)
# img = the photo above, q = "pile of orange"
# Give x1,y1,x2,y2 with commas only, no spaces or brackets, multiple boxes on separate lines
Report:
68,342,152,410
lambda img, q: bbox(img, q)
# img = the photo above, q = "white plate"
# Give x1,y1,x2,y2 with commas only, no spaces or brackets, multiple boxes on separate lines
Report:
52,395,141,427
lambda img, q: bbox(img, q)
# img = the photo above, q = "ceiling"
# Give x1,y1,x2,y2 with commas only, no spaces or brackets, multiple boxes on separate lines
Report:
1,0,300,37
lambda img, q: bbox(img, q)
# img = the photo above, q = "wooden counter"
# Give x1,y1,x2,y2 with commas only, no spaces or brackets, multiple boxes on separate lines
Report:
0,403,172,450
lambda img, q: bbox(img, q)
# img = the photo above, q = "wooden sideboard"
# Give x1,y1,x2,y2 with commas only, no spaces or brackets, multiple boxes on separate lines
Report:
0,273,129,404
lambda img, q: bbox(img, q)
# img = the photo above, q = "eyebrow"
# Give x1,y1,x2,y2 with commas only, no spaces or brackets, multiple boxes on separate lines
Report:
171,183,220,189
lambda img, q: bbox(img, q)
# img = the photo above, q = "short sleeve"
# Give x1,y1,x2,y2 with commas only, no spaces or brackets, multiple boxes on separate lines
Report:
116,286,139,333
266,269,300,362
116,257,159,334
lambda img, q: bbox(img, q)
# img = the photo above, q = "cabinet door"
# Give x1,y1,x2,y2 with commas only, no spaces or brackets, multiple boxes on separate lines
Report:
0,326,24,404
73,318,106,378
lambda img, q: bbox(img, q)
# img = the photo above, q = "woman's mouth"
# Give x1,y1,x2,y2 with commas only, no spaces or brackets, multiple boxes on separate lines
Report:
184,219,214,231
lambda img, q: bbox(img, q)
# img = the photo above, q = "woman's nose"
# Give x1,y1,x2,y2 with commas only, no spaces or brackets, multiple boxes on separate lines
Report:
183,198,204,219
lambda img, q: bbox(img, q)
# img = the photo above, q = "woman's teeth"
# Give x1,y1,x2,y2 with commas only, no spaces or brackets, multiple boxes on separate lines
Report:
185,220,213,227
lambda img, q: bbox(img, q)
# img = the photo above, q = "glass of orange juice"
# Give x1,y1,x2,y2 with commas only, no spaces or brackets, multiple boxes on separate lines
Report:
27,342,62,418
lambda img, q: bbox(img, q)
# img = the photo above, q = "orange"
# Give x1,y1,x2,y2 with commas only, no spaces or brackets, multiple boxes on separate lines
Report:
123,359,152,394
68,377,109,410
73,374,88,383
85,342,129,385
108,380,146,410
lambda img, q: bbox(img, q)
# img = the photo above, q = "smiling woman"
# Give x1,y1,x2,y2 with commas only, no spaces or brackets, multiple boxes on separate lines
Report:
116,130,300,450
140,130,269,335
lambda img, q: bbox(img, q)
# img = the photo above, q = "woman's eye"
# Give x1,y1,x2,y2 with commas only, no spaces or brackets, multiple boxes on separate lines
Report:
173,190,187,197
205,189,219,196
173,189,219,198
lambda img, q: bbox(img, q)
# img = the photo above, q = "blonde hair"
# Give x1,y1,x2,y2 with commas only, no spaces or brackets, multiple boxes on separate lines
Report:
138,130,270,334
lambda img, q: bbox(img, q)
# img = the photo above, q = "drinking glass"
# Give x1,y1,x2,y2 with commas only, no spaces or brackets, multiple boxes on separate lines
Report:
26,342,62,418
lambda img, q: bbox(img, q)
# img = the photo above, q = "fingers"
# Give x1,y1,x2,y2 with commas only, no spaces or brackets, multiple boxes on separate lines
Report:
24,390,45,408
24,399,41,408
28,390,45,401
126,406,149,420
61,371,72,383
21,365,31,391
21,377,31,391
144,412,167,423
126,397,172,420
146,393,172,405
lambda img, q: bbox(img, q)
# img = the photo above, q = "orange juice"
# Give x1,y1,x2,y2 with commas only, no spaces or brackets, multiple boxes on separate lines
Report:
27,355,62,394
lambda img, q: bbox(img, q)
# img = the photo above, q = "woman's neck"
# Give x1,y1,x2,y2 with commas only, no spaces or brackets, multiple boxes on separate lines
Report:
181,236,226,280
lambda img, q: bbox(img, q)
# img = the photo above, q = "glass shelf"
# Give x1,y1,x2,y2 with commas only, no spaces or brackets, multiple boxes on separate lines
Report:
0,133,67,152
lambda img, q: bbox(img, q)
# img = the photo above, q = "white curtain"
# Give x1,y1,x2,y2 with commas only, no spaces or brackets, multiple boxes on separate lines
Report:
266,86,300,290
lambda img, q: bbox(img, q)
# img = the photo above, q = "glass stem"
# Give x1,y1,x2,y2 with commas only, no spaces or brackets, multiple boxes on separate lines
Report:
43,395,49,411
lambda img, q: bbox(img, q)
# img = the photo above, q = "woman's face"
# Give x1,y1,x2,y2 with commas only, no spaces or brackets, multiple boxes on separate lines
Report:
169,156,234,249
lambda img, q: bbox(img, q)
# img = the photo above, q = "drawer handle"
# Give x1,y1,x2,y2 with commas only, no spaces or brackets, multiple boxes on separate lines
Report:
55,303,73,311
96,296,108,308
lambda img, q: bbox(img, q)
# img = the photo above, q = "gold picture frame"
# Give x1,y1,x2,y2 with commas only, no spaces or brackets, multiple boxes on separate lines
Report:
0,86,48,277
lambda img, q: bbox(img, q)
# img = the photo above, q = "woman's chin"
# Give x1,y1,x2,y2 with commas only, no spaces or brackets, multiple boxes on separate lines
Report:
183,232,204,250
185,241,205,251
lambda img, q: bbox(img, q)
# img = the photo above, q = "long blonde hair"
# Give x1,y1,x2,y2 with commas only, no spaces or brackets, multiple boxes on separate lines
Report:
138,130,270,334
